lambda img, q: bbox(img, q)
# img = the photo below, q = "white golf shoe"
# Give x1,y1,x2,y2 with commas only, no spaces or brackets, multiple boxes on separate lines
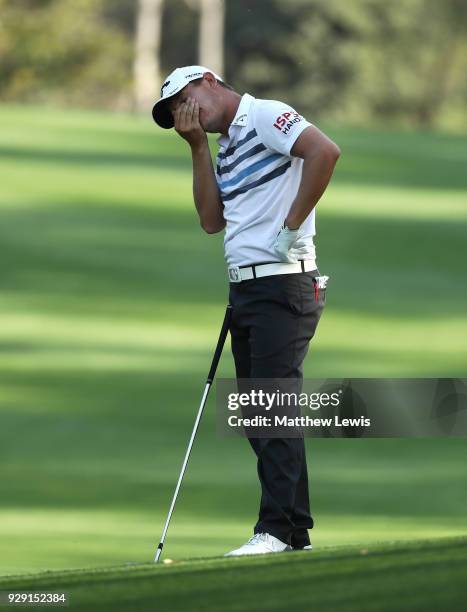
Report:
224,532,291,557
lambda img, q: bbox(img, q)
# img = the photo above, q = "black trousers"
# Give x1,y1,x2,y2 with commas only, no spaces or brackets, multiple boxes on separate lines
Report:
229,269,326,546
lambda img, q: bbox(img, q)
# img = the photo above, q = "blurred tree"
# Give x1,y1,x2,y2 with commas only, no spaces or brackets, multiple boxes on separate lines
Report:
0,0,466,129
181,0,225,75
346,0,467,128
224,0,467,129
198,0,225,76
159,0,198,73
224,0,368,117
0,0,131,108
133,0,163,113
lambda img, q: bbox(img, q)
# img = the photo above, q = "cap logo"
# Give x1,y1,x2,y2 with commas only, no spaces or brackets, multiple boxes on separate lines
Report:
161,80,171,96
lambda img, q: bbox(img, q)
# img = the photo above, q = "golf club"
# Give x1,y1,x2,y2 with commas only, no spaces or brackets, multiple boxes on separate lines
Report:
154,304,233,563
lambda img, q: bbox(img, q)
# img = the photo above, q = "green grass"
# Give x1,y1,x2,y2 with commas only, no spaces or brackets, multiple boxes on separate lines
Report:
0,537,466,611
0,104,466,593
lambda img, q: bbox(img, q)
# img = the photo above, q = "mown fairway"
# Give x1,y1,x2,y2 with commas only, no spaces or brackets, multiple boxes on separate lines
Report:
0,105,466,576
0,538,466,611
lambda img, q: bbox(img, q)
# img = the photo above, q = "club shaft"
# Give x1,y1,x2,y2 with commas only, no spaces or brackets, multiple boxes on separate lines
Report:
154,305,232,563
154,382,211,563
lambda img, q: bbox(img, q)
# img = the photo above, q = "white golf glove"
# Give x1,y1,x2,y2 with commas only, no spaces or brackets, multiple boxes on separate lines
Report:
274,223,308,263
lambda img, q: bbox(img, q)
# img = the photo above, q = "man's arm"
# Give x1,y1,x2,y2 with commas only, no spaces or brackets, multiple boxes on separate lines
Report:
285,125,340,229
173,98,225,234
191,142,226,234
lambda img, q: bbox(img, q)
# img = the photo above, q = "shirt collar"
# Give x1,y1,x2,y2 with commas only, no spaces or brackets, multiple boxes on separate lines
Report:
216,93,255,147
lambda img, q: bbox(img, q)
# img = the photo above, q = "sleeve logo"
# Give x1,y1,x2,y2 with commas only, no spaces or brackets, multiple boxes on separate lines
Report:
273,111,303,135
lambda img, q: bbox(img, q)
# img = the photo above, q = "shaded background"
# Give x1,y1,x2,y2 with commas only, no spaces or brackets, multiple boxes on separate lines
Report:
0,0,466,574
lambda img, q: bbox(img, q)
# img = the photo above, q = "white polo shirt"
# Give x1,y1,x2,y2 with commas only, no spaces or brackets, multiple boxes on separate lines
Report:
216,93,316,267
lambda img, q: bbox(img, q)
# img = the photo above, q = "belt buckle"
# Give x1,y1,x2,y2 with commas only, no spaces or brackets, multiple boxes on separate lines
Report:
228,266,242,283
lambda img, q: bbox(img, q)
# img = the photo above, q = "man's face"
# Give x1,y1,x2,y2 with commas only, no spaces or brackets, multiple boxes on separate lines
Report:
167,77,223,133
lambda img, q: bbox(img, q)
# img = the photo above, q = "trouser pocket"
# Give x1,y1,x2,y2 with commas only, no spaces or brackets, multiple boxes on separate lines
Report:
281,271,327,316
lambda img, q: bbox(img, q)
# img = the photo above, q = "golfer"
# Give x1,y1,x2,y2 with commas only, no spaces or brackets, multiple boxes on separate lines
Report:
152,66,340,556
